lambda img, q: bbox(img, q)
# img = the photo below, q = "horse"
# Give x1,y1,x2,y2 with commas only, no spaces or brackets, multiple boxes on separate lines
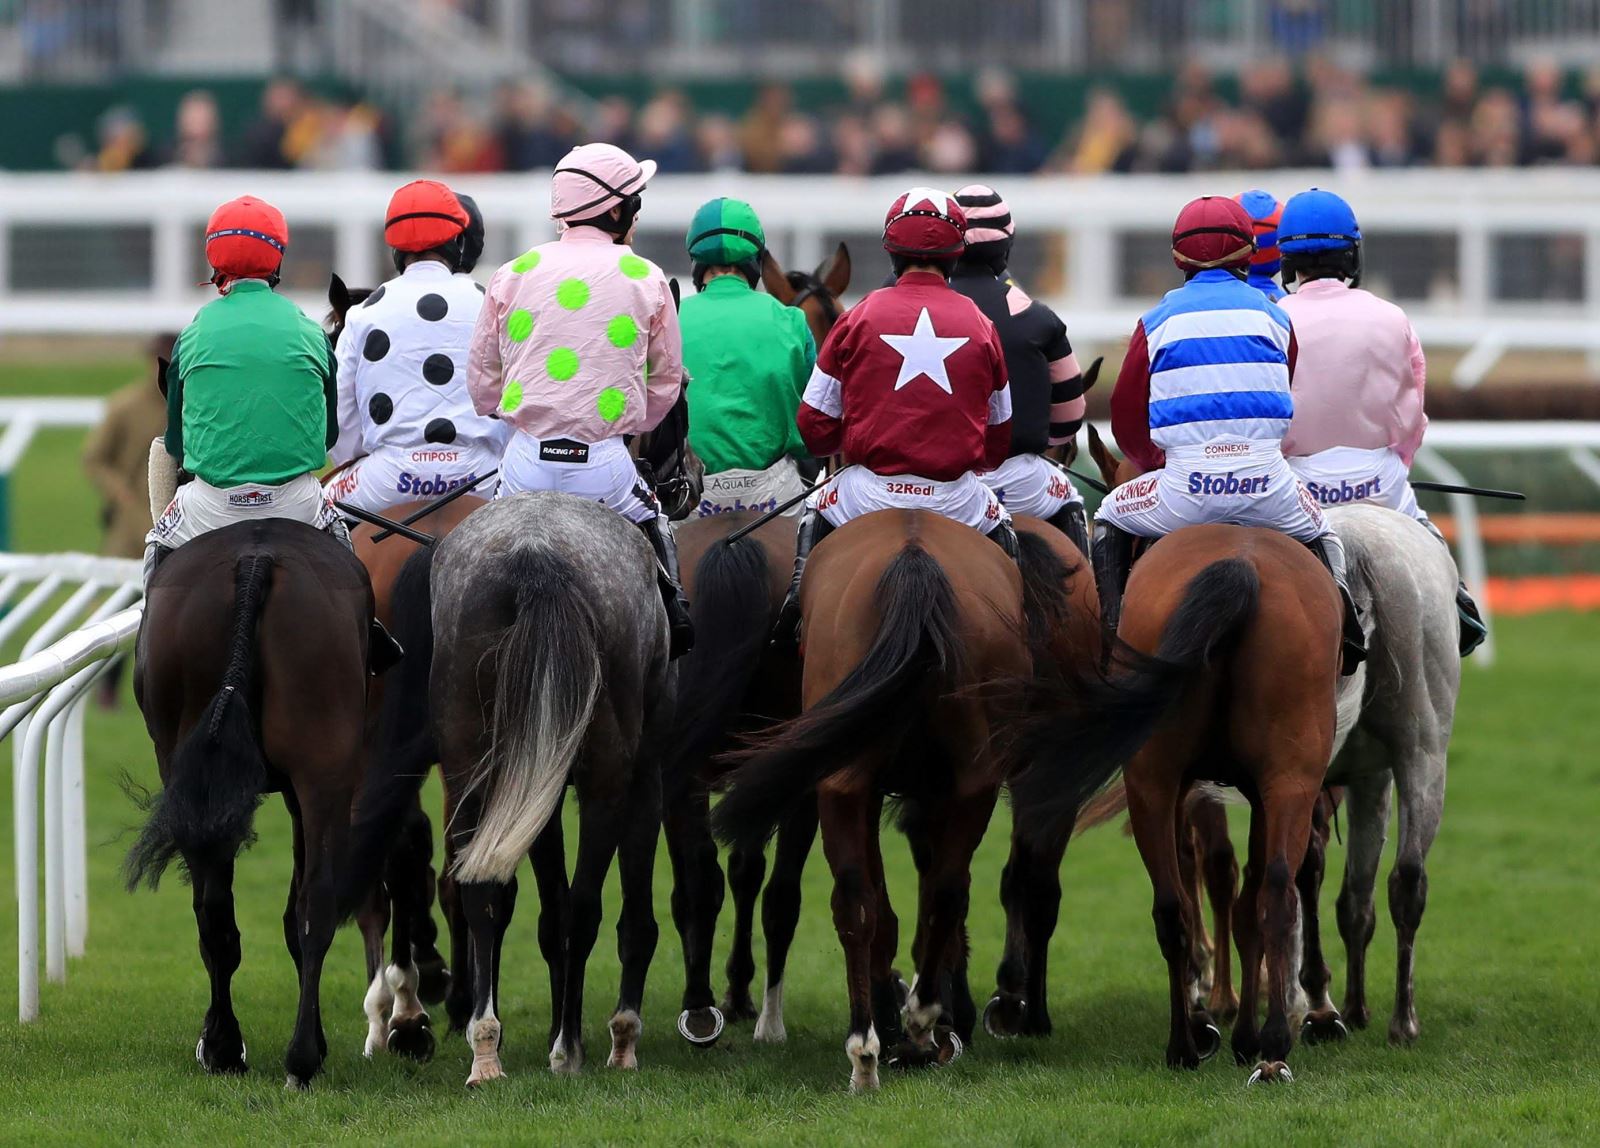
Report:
657,244,850,1046
366,493,674,1085
1011,495,1345,1083
126,519,372,1088
715,510,1031,1092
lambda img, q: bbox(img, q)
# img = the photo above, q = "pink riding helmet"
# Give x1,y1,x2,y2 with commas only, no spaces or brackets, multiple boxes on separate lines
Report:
550,142,658,223
955,183,1015,246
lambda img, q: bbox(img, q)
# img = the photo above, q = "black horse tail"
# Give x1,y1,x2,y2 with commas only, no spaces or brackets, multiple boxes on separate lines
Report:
665,535,773,796
712,543,962,854
338,545,435,918
452,549,601,885
125,553,273,890
1010,557,1261,845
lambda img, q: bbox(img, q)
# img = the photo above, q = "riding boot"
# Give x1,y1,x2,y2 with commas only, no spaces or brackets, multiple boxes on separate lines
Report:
1306,532,1367,676
1420,517,1488,656
1045,502,1091,557
640,514,695,659
987,519,1021,562
1091,520,1136,643
140,541,172,593
774,506,832,650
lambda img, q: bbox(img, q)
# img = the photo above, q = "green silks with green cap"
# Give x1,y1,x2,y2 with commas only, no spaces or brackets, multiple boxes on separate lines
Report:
686,198,766,267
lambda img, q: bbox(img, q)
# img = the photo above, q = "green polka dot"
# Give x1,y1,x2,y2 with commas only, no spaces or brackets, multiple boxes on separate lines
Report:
511,250,541,273
506,308,534,343
547,347,580,382
605,313,639,349
501,380,524,413
596,386,628,423
618,254,650,280
556,278,591,310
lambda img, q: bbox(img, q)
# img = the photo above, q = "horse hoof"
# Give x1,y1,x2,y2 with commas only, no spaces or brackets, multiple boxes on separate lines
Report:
1196,1022,1223,1062
677,1007,726,1047
719,992,759,1023
1301,1012,1349,1046
196,1036,247,1075
939,1031,964,1065
388,1018,436,1062
416,961,451,1006
982,994,1028,1040
1246,1060,1294,1086
285,1074,313,1092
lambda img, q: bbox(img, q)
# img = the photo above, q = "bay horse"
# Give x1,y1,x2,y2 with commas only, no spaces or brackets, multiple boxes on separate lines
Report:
1011,517,1343,1084
412,493,673,1084
127,519,371,1088
715,510,1030,1092
658,243,850,1046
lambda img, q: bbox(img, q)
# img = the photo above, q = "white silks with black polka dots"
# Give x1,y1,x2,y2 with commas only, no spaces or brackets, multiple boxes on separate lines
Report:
331,260,508,511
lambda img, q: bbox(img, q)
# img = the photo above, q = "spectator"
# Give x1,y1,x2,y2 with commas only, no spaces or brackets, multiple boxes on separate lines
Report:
1055,88,1138,173
832,113,875,176
1241,57,1309,144
1471,88,1523,167
697,113,743,172
922,120,978,174
1367,91,1419,168
88,105,155,172
235,77,306,169
81,335,177,707
159,89,224,170
777,112,834,174
496,82,577,171
740,83,792,174
869,103,919,174
636,89,701,173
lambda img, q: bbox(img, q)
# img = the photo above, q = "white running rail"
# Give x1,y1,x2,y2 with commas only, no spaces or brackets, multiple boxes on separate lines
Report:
0,553,141,1022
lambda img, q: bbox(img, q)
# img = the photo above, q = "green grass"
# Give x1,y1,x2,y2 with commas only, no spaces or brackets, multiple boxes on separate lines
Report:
2,364,1598,1144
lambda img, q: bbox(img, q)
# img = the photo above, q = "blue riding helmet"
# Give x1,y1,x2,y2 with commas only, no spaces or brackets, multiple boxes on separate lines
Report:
1278,188,1361,254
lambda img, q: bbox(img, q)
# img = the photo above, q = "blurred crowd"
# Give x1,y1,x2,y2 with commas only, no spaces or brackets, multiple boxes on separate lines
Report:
74,58,1600,177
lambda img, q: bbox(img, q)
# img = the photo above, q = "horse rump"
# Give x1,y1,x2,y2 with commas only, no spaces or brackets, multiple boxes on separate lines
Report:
712,543,962,854
665,535,773,790
125,554,274,890
450,548,602,885
1009,557,1261,843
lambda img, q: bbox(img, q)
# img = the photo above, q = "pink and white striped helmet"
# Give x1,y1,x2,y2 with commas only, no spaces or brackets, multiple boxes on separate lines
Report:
955,184,1015,246
549,142,658,222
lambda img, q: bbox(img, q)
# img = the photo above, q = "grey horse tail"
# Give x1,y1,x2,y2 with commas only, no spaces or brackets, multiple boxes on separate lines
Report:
451,548,602,884
1010,557,1261,845
125,553,274,890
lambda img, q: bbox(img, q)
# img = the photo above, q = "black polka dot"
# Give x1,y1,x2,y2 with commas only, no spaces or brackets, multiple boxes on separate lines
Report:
416,293,448,321
422,353,455,386
369,393,394,424
361,284,386,308
423,417,457,445
363,329,390,361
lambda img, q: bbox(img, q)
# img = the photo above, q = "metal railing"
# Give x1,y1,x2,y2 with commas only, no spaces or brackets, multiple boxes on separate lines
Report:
0,553,142,1023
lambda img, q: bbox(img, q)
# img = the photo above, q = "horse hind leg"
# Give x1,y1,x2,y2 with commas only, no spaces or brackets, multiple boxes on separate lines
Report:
190,854,248,1074
754,799,818,1044
1389,753,1444,1046
403,801,451,1006
382,829,438,1062
820,785,884,1093
988,814,1069,1040
1245,783,1320,1086
1297,792,1348,1046
662,778,729,1044
284,798,347,1089
357,886,394,1057
610,760,663,1069
1335,774,1390,1029
550,793,623,1075
460,876,515,1087
720,841,762,1022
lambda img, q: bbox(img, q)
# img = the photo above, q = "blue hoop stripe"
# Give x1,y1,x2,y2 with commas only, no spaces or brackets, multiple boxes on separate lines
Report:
205,227,286,253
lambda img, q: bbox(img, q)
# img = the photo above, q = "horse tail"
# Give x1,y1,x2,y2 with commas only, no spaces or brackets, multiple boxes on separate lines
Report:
451,548,601,885
665,535,773,794
712,543,962,854
125,553,273,890
338,545,435,918
1011,557,1260,844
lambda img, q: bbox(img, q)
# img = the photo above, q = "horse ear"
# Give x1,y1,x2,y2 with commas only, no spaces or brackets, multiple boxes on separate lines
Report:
1080,355,1104,393
1087,422,1120,488
156,356,170,398
819,241,852,297
328,272,351,319
761,250,796,305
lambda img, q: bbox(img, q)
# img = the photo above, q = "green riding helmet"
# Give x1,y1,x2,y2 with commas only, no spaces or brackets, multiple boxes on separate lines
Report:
687,198,766,287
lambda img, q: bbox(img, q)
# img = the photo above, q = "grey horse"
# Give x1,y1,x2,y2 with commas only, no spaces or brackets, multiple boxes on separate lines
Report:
1294,502,1461,1048
428,493,674,1085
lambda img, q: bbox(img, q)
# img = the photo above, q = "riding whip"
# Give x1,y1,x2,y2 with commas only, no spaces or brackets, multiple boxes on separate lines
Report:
1410,481,1526,501
334,501,436,546
725,484,816,544
369,468,499,543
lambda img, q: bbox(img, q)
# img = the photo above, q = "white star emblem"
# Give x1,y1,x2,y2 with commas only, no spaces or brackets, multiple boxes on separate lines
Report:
880,307,969,394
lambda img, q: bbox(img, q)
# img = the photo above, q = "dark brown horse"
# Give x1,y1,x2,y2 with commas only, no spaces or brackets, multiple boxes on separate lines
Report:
715,510,1030,1091
658,245,849,1045
128,519,372,1088
1012,508,1343,1084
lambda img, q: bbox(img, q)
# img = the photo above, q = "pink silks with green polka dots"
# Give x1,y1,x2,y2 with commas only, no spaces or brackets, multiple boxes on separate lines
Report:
466,224,686,451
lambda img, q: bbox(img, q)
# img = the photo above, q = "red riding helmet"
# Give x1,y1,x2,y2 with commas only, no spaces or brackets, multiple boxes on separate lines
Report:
1171,196,1256,273
883,186,968,261
204,195,288,286
384,179,470,253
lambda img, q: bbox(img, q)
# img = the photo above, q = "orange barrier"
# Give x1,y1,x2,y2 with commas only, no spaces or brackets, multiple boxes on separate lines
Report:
1486,575,1600,614
1435,514,1600,545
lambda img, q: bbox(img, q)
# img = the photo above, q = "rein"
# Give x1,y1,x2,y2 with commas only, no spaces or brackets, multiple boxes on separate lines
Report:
788,273,841,326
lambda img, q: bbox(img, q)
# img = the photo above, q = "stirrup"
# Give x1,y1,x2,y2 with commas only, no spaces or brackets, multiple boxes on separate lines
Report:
1457,583,1487,657
989,521,1021,562
369,619,405,676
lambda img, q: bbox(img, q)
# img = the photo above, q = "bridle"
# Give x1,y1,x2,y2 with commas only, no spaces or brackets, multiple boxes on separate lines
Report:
787,271,841,327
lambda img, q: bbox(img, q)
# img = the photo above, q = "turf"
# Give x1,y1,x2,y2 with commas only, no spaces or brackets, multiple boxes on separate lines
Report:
1,365,1598,1145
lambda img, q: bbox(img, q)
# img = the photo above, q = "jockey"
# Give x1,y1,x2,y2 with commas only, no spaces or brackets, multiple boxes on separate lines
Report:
1276,187,1487,655
1096,195,1366,672
1233,188,1285,301
951,183,1091,554
776,186,1018,639
327,179,507,512
678,197,816,518
145,194,401,667
466,142,693,657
